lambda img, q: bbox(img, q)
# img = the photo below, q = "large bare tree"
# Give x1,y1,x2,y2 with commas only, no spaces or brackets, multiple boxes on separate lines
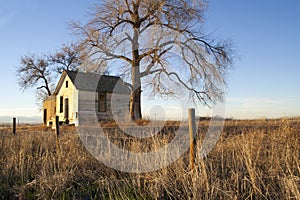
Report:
72,0,233,120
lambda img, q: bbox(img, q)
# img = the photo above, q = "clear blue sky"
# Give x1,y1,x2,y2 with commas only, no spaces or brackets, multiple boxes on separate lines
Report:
0,0,299,120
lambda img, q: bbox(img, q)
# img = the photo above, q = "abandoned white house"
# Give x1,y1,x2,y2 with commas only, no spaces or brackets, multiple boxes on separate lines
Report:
43,70,131,126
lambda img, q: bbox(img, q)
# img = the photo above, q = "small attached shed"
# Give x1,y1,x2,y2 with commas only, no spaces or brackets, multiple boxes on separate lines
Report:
43,70,131,127
43,95,56,126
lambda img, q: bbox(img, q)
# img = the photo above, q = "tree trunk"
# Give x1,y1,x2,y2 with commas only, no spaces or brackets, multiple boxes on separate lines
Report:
130,27,142,121
129,66,142,120
43,77,52,96
129,86,142,120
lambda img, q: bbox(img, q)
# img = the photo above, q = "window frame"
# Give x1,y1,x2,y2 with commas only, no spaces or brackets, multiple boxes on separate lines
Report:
59,96,63,113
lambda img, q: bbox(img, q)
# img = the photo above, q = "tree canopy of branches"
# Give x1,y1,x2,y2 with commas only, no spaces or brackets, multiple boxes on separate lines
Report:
18,55,53,96
72,0,233,120
49,43,84,73
17,43,84,105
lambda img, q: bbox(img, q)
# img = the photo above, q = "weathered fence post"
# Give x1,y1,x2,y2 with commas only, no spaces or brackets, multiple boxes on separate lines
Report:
55,116,61,152
55,116,60,136
188,108,196,170
55,116,61,166
13,117,16,134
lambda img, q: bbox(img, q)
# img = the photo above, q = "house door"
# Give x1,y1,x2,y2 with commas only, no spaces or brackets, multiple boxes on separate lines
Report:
64,98,69,123
43,109,47,125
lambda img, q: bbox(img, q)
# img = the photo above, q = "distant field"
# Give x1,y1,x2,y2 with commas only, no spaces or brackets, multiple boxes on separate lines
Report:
0,116,42,124
0,118,299,199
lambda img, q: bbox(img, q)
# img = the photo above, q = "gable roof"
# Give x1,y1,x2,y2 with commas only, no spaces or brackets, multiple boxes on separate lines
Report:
54,70,131,94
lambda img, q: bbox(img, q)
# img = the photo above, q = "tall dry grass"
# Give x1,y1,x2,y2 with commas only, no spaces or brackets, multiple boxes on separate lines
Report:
0,119,299,199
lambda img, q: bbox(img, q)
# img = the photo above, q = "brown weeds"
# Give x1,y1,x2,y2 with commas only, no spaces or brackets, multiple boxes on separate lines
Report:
0,119,299,199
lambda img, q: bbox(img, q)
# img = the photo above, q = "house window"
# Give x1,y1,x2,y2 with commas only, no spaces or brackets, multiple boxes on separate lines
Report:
59,96,63,113
66,81,68,88
98,93,106,112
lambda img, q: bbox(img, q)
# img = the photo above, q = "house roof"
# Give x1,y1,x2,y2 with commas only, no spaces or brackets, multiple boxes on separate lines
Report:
54,70,131,94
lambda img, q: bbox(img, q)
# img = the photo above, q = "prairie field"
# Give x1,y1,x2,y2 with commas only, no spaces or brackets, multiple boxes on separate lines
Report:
0,118,299,199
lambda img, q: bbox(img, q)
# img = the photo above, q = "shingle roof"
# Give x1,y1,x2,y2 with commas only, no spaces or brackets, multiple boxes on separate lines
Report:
65,70,131,94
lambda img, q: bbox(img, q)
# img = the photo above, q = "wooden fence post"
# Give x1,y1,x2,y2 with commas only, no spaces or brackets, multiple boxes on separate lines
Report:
55,116,61,155
55,116,60,136
13,117,16,134
188,108,196,170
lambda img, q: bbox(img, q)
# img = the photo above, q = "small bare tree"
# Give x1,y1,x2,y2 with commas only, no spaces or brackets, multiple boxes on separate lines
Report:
17,55,54,96
72,0,233,120
17,43,84,106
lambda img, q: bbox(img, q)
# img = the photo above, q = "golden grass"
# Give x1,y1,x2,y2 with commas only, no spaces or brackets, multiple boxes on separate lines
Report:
0,118,299,199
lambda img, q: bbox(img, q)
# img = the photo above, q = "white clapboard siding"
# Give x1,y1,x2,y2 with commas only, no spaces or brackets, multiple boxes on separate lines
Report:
55,75,79,124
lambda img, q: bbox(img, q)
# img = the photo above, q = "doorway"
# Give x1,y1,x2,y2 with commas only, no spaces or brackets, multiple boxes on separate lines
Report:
64,98,69,124
43,109,47,125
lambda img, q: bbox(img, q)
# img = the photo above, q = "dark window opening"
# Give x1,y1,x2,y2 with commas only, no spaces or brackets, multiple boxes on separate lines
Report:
59,96,63,113
66,81,68,88
98,93,107,112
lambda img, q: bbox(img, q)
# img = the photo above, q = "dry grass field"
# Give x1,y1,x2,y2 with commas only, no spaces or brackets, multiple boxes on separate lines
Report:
0,118,299,199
